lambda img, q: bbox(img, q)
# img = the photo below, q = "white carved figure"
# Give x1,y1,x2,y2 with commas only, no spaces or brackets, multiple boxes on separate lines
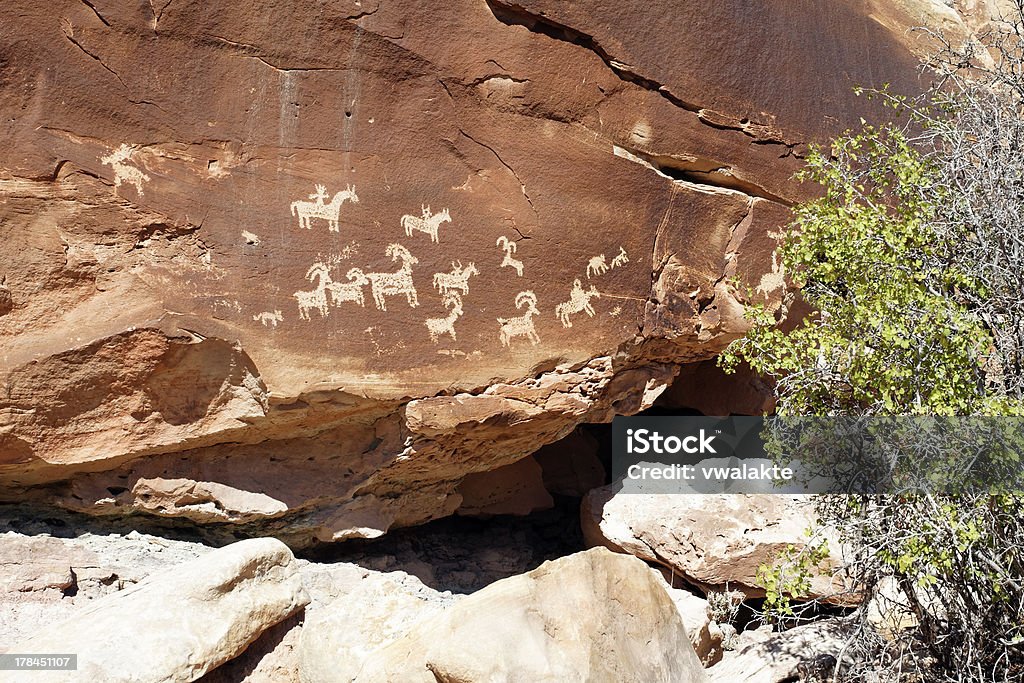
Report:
100,144,150,196
290,184,359,231
401,205,451,243
498,290,541,347
555,278,600,328
611,246,629,269
366,243,420,312
425,291,464,343
433,261,479,296
253,310,283,327
496,235,524,276
293,262,333,320
586,254,609,279
326,268,369,308
756,250,786,297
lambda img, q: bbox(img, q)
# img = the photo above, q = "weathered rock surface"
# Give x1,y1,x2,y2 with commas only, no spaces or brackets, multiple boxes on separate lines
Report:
0,538,308,683
298,571,453,683
455,454,554,516
707,619,851,683
582,491,847,601
669,588,725,666
0,0,984,541
350,547,706,682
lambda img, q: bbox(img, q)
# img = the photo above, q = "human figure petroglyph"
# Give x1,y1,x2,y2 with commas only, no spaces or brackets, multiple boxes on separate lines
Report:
756,250,786,297
401,205,451,243
496,235,524,276
425,291,464,343
433,261,479,296
586,254,609,279
366,243,419,312
294,262,332,320
290,184,359,231
100,144,150,197
253,310,283,327
611,246,629,269
326,268,369,308
555,279,600,328
498,291,541,347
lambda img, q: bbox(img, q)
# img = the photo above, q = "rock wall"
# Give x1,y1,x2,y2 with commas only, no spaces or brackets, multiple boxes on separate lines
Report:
0,0,951,542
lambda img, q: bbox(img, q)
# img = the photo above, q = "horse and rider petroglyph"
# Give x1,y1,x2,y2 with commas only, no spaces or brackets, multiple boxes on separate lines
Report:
611,246,629,269
101,144,150,197
401,206,451,243
425,291,464,343
498,291,541,347
433,261,479,296
290,184,359,231
496,235,524,276
555,279,600,327
366,243,420,312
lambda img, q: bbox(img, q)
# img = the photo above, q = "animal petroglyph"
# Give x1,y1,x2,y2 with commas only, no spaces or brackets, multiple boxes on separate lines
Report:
611,246,629,269
555,279,600,328
433,261,479,296
498,291,541,347
294,262,333,320
100,144,150,197
290,184,359,232
366,243,419,312
425,291,464,343
253,310,283,327
401,206,451,243
586,254,609,279
496,235,524,276
326,268,369,308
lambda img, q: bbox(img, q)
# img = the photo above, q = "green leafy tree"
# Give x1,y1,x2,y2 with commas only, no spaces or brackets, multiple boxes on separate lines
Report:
722,4,1024,680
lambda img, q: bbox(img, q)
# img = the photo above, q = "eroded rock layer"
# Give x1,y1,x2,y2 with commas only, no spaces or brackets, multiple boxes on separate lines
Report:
0,0,943,541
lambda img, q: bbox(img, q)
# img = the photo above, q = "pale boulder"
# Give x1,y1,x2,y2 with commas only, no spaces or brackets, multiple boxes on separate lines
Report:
0,538,308,683
353,547,707,682
583,490,846,602
707,619,849,683
298,571,452,683
669,588,724,666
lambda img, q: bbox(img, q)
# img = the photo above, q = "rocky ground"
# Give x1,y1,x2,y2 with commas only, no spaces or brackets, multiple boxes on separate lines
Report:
0,497,855,682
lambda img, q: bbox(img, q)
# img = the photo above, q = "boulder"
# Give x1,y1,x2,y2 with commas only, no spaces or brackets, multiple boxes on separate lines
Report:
298,571,453,683
352,547,707,682
669,588,724,666
582,490,846,602
0,0,953,542
707,619,850,683
0,538,308,683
